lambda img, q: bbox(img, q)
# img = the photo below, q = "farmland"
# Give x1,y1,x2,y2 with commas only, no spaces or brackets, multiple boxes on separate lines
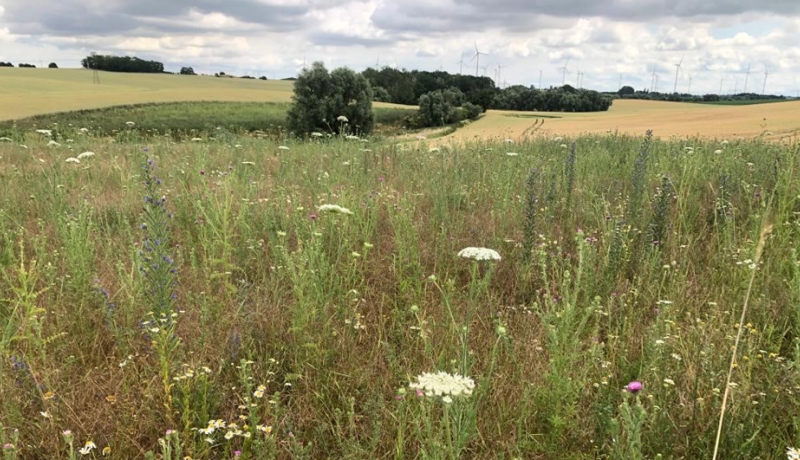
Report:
1,66,800,459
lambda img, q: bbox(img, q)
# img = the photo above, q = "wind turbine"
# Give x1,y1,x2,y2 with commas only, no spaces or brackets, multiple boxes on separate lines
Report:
618,74,623,91
686,74,693,94
495,64,508,87
719,77,724,94
743,64,751,93
480,64,490,77
455,52,466,74
654,73,660,92
538,69,543,89
650,65,658,92
762,66,769,95
733,76,739,94
558,58,571,85
375,55,380,69
673,55,683,93
471,43,487,77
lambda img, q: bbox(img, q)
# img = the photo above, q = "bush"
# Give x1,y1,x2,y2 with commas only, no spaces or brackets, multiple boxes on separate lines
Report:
48,62,58,69
287,62,374,135
0,62,13,67
259,76,267,80
18,63,36,68
372,86,391,102
180,67,196,75
81,55,163,73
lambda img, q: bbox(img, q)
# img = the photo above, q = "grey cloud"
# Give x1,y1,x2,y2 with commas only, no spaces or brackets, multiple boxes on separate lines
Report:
309,31,393,47
371,0,800,34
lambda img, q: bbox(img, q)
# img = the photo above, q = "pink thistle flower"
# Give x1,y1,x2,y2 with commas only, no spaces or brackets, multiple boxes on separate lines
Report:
625,381,643,394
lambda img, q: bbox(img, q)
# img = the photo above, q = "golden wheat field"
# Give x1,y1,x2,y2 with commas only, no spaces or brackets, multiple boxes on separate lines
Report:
447,99,800,142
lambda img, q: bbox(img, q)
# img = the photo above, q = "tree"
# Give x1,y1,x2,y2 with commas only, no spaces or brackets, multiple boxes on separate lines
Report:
0,62,13,67
180,67,196,75
48,62,58,69
81,55,164,73
287,62,374,135
372,86,391,102
618,85,635,96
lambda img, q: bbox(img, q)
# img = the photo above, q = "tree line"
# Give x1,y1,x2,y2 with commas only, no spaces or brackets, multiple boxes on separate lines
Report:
361,66,613,112
81,55,164,73
613,86,786,103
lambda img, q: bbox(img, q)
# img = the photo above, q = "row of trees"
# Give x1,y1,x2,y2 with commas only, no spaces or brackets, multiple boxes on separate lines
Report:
614,86,786,103
406,87,483,128
492,84,613,112
0,62,58,68
81,55,164,73
362,67,496,108
362,66,613,112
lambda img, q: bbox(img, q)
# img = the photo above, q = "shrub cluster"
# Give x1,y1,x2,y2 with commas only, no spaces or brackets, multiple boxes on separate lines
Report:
81,55,164,73
404,87,483,128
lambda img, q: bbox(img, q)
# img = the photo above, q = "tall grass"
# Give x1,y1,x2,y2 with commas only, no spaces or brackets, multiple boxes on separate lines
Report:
0,127,798,458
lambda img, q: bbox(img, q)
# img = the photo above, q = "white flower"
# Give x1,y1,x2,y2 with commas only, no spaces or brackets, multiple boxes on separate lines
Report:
787,447,800,460
65,157,81,164
0,137,12,142
560,144,568,149
714,149,723,154
234,144,242,148
191,137,203,142
79,128,89,133
36,129,52,136
79,441,96,455
345,135,360,140
317,204,353,215
278,145,290,150
416,135,427,140
47,140,61,147
721,140,729,145
429,147,440,153
457,247,501,261
409,371,475,400
337,115,349,123
125,121,135,127
506,152,519,156
553,136,563,142
241,161,255,166
77,151,95,159
504,138,514,144
663,378,675,386
311,132,324,137
40,411,52,418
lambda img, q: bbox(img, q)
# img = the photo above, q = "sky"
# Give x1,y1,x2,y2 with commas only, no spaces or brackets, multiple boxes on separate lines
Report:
1,0,800,95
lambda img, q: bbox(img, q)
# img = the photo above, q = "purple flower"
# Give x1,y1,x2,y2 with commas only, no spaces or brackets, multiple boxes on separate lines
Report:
234,451,242,457
625,381,643,394
309,213,317,221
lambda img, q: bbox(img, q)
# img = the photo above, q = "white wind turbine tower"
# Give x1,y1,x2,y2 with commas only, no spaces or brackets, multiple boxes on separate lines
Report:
495,64,508,87
538,69,543,89
650,65,658,92
618,74,623,91
743,64,751,93
558,58,571,85
686,74,693,94
654,73,660,92
455,52,466,74
472,43,487,77
719,77,725,94
673,55,683,93
762,66,769,95
480,64,490,76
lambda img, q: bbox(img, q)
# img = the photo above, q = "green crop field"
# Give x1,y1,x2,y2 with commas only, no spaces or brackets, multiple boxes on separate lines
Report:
1,122,799,458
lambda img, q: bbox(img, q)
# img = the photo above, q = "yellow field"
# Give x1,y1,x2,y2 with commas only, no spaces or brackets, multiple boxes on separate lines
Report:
449,99,800,142
2,68,798,141
0,67,297,121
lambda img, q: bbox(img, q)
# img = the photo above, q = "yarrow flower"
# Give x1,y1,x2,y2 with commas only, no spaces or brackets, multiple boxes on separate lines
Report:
317,204,353,215
278,145,290,150
65,157,81,164
337,115,349,123
36,129,52,136
77,151,95,159
125,121,135,127
47,140,61,147
409,371,475,402
506,152,519,156
787,447,800,460
311,132,324,137
457,247,501,261
625,381,643,394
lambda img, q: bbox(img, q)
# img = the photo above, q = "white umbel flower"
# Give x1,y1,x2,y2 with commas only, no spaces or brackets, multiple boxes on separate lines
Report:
311,132,324,137
337,115,349,123
47,140,61,147
125,121,135,127
317,204,353,215
409,371,475,401
36,129,52,136
506,152,519,156
0,137,12,142
457,247,501,261
77,151,95,159
788,447,800,460
65,157,81,164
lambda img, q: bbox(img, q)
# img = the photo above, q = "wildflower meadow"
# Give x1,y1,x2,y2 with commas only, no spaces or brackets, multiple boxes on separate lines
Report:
0,125,799,459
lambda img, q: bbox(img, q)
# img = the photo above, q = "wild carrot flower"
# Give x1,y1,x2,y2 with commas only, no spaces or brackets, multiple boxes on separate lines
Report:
409,371,475,401
506,152,519,156
278,145,290,150
77,151,95,159
36,129,52,136
337,115,349,123
125,121,135,127
65,157,80,164
311,132,324,137
787,447,800,460
317,204,353,215
457,247,501,261
47,140,61,147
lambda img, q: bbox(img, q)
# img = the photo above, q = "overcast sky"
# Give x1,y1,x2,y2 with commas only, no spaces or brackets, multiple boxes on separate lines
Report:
1,0,799,95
